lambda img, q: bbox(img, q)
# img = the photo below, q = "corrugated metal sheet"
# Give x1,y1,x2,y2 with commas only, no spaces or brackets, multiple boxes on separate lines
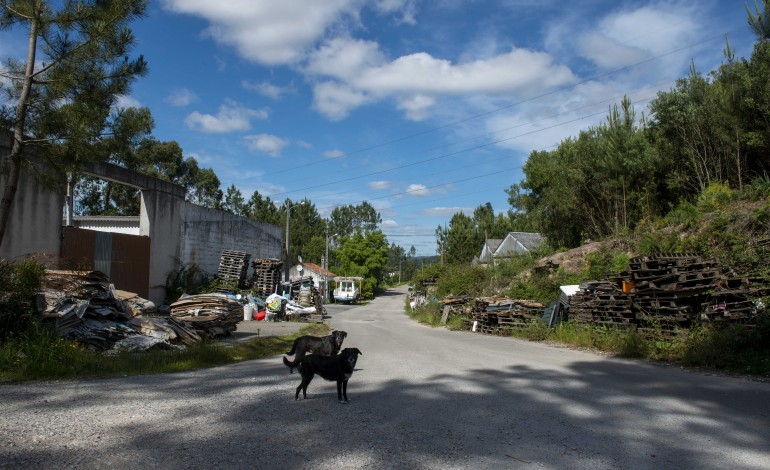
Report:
60,227,150,298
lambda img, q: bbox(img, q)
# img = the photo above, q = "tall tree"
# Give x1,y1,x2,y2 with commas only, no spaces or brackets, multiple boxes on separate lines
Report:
221,184,247,216
185,163,222,209
245,189,280,225
278,198,323,267
336,229,389,291
0,0,149,247
328,201,381,238
747,0,770,40
435,212,478,264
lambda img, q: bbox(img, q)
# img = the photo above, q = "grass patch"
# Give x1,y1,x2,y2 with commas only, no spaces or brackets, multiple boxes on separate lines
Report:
406,300,443,326
0,323,328,382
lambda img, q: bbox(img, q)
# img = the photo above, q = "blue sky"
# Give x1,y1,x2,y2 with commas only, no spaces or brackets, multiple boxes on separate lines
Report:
4,1,760,256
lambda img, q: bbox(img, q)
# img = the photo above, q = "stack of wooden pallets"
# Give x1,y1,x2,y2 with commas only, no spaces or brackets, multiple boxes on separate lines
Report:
251,258,283,295
569,253,770,334
217,250,251,289
466,297,545,335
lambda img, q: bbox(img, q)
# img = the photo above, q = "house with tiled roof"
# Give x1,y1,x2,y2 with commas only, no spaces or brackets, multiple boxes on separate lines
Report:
289,261,336,297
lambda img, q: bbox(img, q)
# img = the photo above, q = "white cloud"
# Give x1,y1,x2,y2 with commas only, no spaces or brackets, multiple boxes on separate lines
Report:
405,184,429,197
305,40,576,119
398,94,436,121
373,0,417,25
369,180,390,190
312,81,372,120
185,99,269,133
421,206,472,217
542,1,704,83
305,37,386,81
323,149,345,159
296,140,313,149
115,95,141,109
380,219,399,228
164,88,198,107
242,80,293,100
162,0,361,65
244,133,289,157
354,48,575,95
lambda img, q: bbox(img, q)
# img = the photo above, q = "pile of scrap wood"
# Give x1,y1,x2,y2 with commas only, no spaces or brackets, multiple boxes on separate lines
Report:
170,293,243,338
437,295,471,324
41,270,199,351
251,258,283,295
466,297,545,335
217,250,251,289
569,253,770,333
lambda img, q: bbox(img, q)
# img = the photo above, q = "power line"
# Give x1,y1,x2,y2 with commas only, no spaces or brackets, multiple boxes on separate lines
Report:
269,87,663,201
223,25,740,187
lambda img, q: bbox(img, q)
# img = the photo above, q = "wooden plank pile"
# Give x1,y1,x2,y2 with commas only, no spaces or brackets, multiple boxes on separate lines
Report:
468,297,545,335
701,276,770,323
625,254,718,331
438,295,471,324
569,280,634,328
170,293,243,338
41,270,199,351
217,250,251,289
251,258,283,295
569,253,770,333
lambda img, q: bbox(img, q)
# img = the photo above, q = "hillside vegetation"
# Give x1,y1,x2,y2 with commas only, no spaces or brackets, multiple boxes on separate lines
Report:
412,184,770,377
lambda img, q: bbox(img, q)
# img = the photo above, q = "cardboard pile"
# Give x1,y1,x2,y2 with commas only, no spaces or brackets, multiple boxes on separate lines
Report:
170,293,243,338
41,270,201,351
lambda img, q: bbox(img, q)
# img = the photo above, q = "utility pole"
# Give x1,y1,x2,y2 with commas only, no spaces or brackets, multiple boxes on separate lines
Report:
398,247,403,284
284,201,305,282
324,230,330,301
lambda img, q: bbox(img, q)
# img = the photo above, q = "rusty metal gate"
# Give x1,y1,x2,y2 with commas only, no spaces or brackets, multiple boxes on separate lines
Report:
60,226,151,298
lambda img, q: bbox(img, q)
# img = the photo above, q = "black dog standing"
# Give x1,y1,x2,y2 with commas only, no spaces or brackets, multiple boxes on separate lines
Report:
283,347,362,403
283,330,347,373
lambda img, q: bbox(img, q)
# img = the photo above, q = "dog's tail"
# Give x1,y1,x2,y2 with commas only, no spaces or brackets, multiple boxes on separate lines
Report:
285,337,299,356
282,355,302,374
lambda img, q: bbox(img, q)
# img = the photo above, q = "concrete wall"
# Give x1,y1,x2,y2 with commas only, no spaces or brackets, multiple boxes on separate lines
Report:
0,133,64,262
180,202,283,279
0,133,283,303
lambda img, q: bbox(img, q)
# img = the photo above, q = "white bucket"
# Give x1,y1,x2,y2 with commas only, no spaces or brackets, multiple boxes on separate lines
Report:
243,304,254,321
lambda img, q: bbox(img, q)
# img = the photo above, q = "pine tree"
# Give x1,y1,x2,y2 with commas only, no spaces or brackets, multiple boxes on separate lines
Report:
0,0,148,247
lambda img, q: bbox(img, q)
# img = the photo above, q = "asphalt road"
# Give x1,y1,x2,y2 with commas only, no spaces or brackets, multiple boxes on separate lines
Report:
1,285,769,469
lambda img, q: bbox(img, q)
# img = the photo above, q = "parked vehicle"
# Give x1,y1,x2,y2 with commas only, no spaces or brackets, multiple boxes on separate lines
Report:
333,277,362,304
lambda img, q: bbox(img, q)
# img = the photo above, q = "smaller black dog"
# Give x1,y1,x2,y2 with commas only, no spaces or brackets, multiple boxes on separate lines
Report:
283,330,347,373
283,347,362,403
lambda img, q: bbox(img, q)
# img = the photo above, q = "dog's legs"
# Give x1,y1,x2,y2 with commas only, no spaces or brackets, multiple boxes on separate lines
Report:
338,379,349,403
336,380,344,403
297,374,314,400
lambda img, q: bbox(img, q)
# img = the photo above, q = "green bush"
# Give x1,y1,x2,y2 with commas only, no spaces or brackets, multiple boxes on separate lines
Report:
697,182,734,212
0,259,46,343
741,173,770,201
683,317,770,374
434,264,489,298
164,261,213,303
585,251,629,280
509,319,551,341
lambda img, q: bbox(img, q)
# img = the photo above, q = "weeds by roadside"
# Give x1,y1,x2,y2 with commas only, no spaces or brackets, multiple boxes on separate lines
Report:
0,323,328,382
406,296,770,376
